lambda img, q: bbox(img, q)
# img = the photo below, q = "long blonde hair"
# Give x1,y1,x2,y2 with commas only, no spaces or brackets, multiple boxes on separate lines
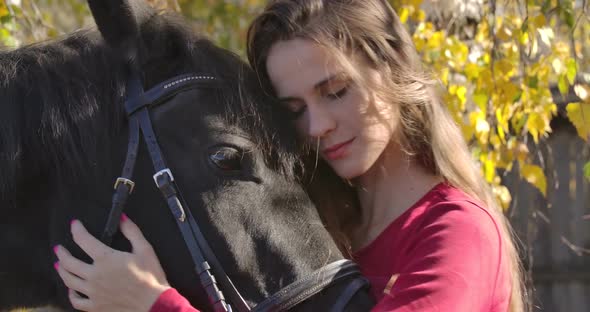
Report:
247,1,526,311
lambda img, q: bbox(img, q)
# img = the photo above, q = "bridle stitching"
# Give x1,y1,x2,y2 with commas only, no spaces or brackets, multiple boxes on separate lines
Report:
163,75,216,89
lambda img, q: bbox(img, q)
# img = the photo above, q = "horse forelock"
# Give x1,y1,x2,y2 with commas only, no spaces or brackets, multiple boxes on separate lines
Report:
207,54,303,180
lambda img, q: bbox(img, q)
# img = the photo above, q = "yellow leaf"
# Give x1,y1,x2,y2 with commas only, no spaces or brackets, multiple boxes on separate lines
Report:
0,1,8,17
497,25,513,41
408,0,424,9
478,53,489,66
483,158,496,183
558,75,569,96
475,118,490,144
573,84,590,101
399,7,410,24
498,81,519,102
461,123,474,141
537,27,554,46
521,164,547,196
497,125,506,142
473,93,488,112
519,31,529,45
584,162,590,182
440,67,449,86
412,9,426,23
526,112,549,143
495,59,516,78
533,14,546,28
492,184,512,212
566,58,578,85
495,107,509,142
515,142,529,163
465,63,480,80
456,86,467,106
426,31,444,50
490,134,501,149
566,103,590,141
552,58,563,74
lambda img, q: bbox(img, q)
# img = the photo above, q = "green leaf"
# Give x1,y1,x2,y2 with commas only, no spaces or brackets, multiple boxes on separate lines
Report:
527,75,539,88
564,10,575,28
584,162,590,182
558,75,569,96
566,58,578,85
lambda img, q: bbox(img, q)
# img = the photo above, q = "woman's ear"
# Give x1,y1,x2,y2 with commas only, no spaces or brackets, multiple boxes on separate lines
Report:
86,0,154,64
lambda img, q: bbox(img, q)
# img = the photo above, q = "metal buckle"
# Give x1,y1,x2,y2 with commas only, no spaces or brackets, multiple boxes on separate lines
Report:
114,177,135,194
153,168,174,187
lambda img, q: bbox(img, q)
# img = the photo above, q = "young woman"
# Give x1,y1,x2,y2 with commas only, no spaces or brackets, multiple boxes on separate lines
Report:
53,0,525,311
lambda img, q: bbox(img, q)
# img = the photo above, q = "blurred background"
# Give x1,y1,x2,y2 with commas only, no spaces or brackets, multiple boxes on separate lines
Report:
1,0,588,311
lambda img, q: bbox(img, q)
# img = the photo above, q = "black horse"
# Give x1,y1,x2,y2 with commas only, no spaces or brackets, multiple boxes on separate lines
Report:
0,0,374,311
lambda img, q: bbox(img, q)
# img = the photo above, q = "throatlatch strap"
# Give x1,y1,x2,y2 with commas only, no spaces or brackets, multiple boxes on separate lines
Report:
252,260,367,312
329,276,370,312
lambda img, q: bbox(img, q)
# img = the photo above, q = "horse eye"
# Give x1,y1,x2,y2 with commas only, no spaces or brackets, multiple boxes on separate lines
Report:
209,147,243,171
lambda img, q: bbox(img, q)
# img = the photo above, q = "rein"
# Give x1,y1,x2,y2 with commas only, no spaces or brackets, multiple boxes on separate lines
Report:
101,72,368,312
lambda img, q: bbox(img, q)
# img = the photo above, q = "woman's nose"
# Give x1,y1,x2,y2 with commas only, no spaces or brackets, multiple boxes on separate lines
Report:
306,105,336,138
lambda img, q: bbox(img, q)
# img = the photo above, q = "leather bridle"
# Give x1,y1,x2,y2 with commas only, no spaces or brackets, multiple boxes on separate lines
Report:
100,72,369,312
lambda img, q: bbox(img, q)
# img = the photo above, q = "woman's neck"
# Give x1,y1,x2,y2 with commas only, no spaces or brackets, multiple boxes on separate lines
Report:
351,143,442,251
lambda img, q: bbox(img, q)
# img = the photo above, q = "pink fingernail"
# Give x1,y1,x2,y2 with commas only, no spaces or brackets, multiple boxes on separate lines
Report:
54,262,59,270
53,245,59,255
121,213,128,222
70,219,77,226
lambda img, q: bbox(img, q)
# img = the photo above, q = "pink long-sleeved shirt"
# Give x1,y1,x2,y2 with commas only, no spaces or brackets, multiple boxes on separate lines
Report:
150,183,511,312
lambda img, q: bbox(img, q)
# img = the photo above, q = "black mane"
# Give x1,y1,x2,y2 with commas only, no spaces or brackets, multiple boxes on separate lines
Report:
0,12,299,202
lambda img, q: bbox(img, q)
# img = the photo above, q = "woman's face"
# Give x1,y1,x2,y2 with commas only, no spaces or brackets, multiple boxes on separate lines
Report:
266,38,398,179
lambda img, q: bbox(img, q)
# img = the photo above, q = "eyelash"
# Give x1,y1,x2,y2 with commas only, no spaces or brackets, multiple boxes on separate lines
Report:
290,107,306,119
326,86,348,100
288,85,349,119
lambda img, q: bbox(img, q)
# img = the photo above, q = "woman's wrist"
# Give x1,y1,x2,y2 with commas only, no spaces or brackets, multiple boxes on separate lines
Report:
142,282,172,312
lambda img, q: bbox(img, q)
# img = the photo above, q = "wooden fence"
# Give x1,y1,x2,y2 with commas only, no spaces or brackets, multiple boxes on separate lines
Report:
505,114,590,312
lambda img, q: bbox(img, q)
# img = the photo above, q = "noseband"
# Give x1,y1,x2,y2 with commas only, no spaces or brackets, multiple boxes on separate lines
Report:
101,72,369,312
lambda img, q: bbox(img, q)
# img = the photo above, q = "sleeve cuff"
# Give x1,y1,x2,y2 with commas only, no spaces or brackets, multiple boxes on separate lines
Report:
149,288,199,312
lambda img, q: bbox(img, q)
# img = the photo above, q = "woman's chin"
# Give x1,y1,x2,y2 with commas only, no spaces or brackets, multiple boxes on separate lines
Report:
328,160,367,181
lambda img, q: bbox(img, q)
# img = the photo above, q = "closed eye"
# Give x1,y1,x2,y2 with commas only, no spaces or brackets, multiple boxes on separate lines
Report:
290,106,307,119
326,87,348,100
282,99,306,119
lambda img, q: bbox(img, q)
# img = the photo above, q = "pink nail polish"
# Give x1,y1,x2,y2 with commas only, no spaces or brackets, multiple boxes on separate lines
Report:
70,219,77,226
54,262,59,270
121,213,128,222
53,245,59,255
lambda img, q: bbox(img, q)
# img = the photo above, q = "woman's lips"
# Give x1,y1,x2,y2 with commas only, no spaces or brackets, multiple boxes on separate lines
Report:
323,138,355,160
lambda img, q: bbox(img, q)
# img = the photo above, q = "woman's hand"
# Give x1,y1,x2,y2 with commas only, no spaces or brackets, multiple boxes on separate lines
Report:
54,214,171,312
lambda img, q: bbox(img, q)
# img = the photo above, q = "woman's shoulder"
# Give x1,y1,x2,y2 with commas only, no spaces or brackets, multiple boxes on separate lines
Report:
429,183,497,220
367,184,511,311
414,183,503,247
